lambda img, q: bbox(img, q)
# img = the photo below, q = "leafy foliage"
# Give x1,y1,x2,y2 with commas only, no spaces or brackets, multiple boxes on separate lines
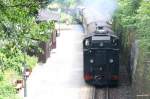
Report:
0,0,54,71
52,0,77,8
0,82,16,99
0,0,54,98
114,0,150,96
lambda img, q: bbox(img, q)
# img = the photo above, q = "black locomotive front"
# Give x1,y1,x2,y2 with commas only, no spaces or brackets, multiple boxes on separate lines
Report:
83,30,120,86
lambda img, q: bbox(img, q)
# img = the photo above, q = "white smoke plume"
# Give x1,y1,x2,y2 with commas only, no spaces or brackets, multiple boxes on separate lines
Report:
82,0,117,21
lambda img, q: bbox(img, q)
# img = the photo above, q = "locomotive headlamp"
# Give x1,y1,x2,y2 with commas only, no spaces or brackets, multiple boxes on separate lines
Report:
99,42,104,47
85,39,90,46
114,43,117,46
109,59,114,63
90,59,94,63
99,67,103,71
112,39,118,46
112,39,115,43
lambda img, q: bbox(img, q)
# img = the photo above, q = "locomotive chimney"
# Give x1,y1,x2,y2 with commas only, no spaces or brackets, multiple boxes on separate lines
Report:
95,25,107,34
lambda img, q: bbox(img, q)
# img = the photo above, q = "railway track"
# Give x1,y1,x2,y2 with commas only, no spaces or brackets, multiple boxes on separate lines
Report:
94,64,133,99
94,87,111,99
105,88,109,99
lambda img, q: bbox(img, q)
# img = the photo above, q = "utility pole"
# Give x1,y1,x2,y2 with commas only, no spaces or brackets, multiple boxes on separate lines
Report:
58,8,61,35
23,45,27,97
23,37,29,97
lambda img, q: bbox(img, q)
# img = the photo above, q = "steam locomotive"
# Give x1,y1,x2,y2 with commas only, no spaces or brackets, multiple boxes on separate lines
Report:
79,8,120,86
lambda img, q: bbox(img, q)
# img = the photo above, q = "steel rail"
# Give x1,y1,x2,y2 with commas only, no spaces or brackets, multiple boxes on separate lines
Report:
105,88,110,99
92,87,96,99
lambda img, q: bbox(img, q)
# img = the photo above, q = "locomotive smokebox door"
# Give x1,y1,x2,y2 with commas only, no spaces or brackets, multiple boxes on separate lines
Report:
93,51,110,83
94,51,106,66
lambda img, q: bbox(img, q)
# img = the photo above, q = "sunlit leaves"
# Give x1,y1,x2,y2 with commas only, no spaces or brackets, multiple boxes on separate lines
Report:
0,0,53,72
135,0,150,44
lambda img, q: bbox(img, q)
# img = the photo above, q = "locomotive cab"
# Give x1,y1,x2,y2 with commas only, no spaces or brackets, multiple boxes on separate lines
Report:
83,29,120,87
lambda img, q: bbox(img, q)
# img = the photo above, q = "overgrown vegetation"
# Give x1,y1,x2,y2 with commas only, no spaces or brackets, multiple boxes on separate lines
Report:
114,0,150,61
0,0,55,98
48,0,78,24
114,0,150,97
52,0,77,8
61,12,76,24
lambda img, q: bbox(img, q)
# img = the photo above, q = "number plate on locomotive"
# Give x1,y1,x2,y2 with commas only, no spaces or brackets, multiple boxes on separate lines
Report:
92,36,110,41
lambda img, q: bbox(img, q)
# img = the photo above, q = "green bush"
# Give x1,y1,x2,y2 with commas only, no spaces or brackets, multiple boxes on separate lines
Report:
0,76,18,99
26,55,38,69
61,12,74,24
0,1,55,98
114,0,150,96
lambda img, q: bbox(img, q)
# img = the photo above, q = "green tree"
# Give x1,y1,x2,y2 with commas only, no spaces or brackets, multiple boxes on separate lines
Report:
0,0,55,98
52,0,77,8
114,1,150,95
